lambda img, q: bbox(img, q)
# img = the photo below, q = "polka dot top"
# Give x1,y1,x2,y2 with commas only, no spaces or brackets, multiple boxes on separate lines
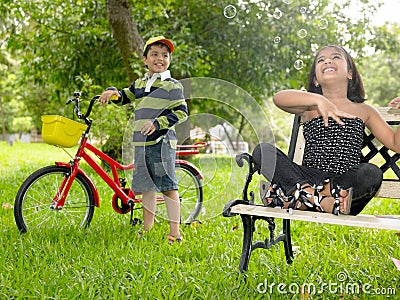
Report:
302,117,365,175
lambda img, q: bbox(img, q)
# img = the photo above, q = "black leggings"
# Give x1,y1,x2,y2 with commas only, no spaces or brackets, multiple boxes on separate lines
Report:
252,143,383,215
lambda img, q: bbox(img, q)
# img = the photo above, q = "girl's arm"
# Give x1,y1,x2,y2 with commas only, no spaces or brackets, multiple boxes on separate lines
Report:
273,90,354,126
367,100,400,153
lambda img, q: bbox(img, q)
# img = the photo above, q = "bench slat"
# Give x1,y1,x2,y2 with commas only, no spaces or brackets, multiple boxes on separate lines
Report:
376,181,400,198
292,125,304,165
376,106,400,122
230,204,400,230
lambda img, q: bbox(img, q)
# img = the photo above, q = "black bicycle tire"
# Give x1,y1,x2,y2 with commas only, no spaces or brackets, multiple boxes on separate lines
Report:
175,162,203,223
14,165,95,233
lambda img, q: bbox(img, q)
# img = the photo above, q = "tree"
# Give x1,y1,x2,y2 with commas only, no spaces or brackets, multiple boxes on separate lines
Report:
1,0,396,150
175,0,381,147
361,23,400,106
105,0,144,82
0,49,31,140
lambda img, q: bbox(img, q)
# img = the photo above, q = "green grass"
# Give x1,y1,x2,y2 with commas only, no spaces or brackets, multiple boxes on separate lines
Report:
1,141,399,299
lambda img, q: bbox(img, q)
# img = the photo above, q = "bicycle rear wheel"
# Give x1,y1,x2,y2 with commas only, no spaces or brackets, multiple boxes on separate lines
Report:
175,163,203,223
14,165,95,233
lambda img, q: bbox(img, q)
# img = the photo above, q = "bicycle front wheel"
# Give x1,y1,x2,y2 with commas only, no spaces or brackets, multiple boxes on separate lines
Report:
175,163,203,223
14,165,95,233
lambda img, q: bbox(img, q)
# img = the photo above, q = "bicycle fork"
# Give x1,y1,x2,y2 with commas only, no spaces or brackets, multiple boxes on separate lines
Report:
49,161,84,210
51,161,101,209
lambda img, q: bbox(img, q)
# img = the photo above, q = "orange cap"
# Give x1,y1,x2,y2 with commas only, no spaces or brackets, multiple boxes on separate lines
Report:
143,36,175,53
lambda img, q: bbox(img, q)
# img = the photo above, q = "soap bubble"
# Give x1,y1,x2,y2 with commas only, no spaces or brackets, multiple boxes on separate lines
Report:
273,36,281,44
294,59,304,70
318,18,328,29
224,4,237,19
300,7,307,14
273,8,282,19
297,28,308,38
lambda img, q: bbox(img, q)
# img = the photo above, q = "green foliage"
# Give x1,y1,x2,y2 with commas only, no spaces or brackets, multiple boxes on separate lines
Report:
0,54,34,135
362,52,400,106
361,23,400,105
1,0,124,134
134,0,383,147
1,0,400,149
11,116,34,134
6,0,123,87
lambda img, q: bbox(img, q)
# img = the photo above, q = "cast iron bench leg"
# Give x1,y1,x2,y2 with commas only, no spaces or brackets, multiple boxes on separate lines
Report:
283,219,294,264
238,215,293,272
239,214,253,272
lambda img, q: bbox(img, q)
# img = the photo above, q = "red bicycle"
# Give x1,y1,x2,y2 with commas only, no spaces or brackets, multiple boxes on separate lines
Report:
14,93,205,233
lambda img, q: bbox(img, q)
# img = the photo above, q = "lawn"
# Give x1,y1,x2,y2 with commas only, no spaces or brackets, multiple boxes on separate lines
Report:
0,141,399,299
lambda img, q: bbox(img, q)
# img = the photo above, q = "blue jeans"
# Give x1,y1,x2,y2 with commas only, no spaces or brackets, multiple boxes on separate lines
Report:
132,139,178,193
252,143,383,215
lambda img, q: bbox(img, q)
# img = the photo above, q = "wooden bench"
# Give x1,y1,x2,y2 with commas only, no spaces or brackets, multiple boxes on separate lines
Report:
223,107,400,272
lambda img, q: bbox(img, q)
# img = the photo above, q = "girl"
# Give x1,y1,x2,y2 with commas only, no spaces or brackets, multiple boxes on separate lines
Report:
254,45,400,215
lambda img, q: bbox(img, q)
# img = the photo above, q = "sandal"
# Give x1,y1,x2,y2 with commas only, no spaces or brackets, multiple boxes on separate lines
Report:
168,234,183,245
342,187,353,214
260,181,309,210
331,186,353,215
299,182,353,215
260,181,285,208
293,183,328,211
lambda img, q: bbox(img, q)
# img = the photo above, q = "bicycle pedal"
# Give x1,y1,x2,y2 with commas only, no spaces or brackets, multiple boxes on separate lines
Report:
186,220,202,227
130,218,142,226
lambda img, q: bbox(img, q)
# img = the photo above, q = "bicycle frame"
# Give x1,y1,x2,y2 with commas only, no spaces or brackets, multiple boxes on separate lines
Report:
52,122,205,214
51,134,133,210
14,93,206,233
176,143,206,181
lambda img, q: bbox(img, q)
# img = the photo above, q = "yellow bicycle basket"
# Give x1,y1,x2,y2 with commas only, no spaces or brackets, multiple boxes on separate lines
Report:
41,115,88,148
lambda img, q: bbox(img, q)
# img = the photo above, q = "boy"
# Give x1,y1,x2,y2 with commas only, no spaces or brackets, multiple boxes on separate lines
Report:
99,36,188,243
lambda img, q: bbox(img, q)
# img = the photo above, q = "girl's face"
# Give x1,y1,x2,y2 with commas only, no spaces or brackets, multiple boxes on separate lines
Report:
313,47,352,86
143,44,171,76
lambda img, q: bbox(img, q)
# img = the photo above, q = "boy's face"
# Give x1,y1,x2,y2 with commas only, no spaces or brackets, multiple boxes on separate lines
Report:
143,44,171,76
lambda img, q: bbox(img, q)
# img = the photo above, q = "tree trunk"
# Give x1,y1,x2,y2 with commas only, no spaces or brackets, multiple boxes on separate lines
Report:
105,0,144,82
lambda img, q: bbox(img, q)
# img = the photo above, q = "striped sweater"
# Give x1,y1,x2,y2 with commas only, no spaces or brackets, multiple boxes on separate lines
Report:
112,71,188,147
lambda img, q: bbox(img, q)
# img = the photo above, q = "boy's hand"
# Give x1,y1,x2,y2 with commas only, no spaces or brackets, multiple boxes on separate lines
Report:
99,90,120,105
141,121,156,136
389,97,400,109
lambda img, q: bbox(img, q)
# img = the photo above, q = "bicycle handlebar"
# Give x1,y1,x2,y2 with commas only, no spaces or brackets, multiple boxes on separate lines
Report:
66,92,100,126
84,96,100,118
65,92,208,152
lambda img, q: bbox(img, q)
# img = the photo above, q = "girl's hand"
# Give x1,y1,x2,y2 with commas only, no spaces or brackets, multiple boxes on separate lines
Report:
389,97,400,109
140,121,156,136
316,97,356,126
